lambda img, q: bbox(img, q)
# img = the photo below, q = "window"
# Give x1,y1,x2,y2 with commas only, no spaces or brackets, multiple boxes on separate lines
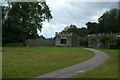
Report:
61,39,67,44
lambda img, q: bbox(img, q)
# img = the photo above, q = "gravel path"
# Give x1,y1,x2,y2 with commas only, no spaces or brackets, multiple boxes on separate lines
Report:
33,48,108,78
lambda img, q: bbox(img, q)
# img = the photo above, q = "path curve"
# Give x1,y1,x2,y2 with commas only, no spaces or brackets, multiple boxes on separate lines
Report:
33,48,108,78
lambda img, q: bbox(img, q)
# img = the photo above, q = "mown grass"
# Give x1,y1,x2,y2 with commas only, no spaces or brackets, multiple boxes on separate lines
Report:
74,48,119,78
2,47,94,78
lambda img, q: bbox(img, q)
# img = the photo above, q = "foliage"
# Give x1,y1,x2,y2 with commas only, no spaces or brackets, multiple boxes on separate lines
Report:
63,24,88,38
63,24,78,35
86,8,119,34
115,37,120,49
2,2,52,44
98,9,119,33
78,27,88,37
71,34,79,47
100,35,111,45
38,35,46,40
86,22,99,34
79,37,88,47
100,34,118,48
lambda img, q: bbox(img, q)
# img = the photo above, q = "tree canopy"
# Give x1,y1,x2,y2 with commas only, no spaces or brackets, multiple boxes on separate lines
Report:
2,2,52,44
86,8,120,34
63,24,88,37
86,22,99,34
63,8,120,37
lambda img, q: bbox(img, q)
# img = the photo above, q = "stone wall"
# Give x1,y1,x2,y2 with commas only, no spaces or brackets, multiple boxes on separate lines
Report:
25,39,55,46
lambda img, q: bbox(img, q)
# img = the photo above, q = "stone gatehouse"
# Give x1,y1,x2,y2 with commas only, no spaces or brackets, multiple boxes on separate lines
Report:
55,32,72,47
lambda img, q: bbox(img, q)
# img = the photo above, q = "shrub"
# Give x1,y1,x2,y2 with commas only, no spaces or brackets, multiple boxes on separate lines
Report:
100,35,118,49
79,37,88,47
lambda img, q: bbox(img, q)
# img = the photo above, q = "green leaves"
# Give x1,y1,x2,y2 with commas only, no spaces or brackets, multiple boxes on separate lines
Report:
2,2,52,44
98,8,119,33
86,22,99,34
86,8,119,34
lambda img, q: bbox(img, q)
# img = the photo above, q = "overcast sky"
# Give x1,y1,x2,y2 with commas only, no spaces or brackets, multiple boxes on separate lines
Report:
40,0,118,38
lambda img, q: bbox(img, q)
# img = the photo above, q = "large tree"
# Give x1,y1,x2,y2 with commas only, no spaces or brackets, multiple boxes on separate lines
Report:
98,8,119,33
2,2,52,44
86,8,119,34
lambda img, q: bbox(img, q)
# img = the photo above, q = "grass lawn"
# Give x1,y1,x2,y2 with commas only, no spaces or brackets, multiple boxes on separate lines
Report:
2,47,94,78
74,48,119,78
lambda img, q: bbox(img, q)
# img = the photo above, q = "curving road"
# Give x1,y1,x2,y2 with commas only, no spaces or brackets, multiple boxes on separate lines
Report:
33,48,108,78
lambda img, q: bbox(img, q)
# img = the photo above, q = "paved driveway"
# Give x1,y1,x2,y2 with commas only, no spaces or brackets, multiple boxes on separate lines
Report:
33,48,108,78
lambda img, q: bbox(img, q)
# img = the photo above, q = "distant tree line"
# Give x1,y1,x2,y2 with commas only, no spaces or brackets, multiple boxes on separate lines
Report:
63,8,120,36
86,8,120,34
62,8,120,48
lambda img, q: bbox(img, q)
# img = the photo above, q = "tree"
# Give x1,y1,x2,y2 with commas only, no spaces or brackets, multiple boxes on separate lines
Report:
100,34,118,48
116,37,120,49
86,22,99,34
63,24,88,37
98,9,119,33
2,2,52,44
78,27,88,37
117,8,120,33
39,35,46,40
79,36,88,47
86,8,119,34
63,24,78,35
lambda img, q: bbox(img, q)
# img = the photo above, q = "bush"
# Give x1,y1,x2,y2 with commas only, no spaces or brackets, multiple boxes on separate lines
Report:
116,37,120,49
100,35,118,49
79,37,88,47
